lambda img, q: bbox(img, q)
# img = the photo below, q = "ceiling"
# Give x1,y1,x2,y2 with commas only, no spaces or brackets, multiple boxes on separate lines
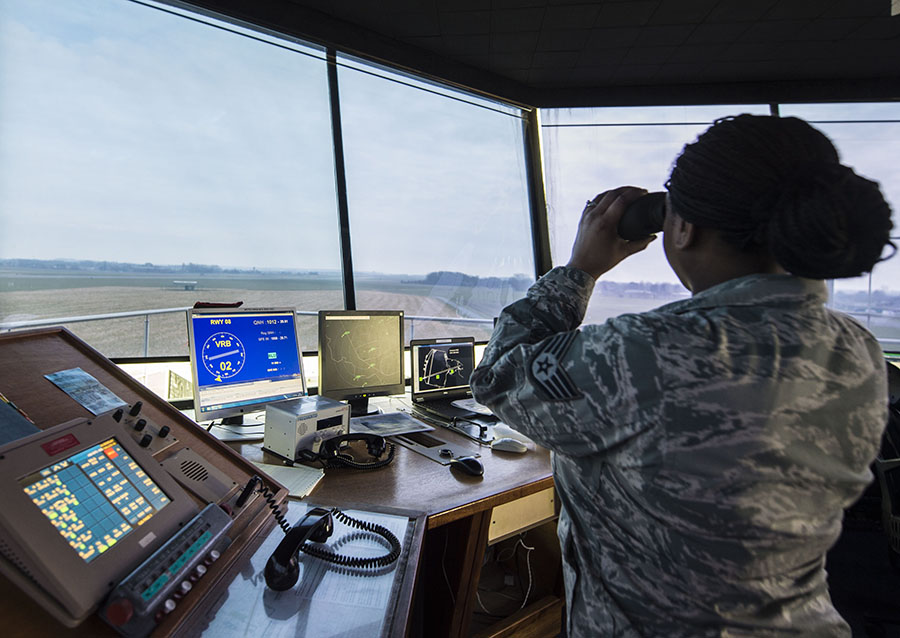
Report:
192,0,900,107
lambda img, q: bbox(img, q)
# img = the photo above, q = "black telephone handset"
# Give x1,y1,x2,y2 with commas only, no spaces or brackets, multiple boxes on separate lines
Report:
248,472,403,591
264,507,334,591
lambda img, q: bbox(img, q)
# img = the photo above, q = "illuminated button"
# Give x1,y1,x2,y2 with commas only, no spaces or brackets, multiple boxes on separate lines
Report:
158,426,170,438
134,419,147,431
104,598,134,627
139,434,153,448
129,401,143,416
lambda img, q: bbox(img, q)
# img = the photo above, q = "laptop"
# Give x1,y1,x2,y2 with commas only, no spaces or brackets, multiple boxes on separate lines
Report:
409,337,494,422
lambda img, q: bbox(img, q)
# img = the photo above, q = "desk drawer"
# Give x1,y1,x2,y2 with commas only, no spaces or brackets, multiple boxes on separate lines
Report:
488,487,556,544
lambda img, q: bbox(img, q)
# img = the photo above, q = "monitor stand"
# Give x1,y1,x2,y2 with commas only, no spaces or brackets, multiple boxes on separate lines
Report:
347,397,382,418
201,412,266,442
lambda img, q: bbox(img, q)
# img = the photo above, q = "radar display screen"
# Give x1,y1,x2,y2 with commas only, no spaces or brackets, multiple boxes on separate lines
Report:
20,438,171,563
321,313,404,392
412,340,475,396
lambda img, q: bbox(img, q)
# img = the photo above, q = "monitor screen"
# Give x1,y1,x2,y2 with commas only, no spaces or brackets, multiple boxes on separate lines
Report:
410,337,476,402
0,415,198,625
20,437,171,563
188,308,307,423
317,310,405,417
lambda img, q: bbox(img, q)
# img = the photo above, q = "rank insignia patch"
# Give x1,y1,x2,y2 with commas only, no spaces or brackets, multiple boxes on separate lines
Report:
529,331,581,401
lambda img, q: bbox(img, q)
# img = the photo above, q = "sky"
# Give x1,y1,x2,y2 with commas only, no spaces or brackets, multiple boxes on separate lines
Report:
0,0,897,290
0,0,534,279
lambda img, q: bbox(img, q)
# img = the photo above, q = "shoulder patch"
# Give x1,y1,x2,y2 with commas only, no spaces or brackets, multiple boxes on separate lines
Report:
529,331,582,401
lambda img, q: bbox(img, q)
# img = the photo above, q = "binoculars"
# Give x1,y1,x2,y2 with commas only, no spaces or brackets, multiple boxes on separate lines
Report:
617,191,666,240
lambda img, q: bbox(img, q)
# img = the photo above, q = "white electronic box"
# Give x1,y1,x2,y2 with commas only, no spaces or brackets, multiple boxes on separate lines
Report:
263,396,350,461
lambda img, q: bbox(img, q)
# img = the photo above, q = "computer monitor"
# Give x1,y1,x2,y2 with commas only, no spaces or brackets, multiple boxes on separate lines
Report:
410,337,476,403
317,310,405,417
188,307,307,426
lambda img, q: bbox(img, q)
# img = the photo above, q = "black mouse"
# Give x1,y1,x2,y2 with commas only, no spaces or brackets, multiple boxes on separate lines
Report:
449,455,484,477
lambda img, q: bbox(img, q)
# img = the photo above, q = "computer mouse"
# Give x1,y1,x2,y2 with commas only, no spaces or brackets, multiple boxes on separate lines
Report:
491,437,528,454
449,455,484,477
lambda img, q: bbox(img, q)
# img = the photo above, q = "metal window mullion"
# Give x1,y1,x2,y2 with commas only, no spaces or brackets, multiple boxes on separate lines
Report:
327,48,356,310
524,109,552,279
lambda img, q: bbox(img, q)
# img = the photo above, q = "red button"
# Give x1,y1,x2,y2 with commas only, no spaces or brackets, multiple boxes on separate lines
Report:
105,598,134,627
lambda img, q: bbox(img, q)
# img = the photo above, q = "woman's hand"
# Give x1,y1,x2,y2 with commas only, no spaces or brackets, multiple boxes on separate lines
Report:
566,186,657,280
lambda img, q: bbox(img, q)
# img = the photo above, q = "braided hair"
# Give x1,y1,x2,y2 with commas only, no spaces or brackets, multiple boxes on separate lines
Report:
666,114,895,279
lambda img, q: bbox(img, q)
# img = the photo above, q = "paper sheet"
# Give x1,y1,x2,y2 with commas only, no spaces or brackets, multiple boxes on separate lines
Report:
350,410,432,437
44,368,126,415
252,462,324,499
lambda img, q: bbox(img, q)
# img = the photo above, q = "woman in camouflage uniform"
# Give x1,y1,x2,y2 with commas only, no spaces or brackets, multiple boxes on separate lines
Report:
471,114,895,638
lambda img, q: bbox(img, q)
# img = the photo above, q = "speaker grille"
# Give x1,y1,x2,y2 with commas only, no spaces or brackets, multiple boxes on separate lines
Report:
180,459,209,482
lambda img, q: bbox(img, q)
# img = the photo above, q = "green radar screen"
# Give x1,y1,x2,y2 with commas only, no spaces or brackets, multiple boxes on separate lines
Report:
202,331,246,381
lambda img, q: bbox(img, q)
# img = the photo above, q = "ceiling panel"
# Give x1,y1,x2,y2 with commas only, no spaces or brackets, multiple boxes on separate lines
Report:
191,0,900,106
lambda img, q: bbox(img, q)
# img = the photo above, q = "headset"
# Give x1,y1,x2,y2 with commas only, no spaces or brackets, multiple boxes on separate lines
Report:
298,432,396,470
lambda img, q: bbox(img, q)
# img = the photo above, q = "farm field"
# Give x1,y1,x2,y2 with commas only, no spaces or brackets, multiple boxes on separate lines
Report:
3,270,897,359
0,271,522,356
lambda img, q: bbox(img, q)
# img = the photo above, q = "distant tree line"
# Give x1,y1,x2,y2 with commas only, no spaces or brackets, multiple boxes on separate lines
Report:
409,271,533,290
595,280,687,297
0,258,316,276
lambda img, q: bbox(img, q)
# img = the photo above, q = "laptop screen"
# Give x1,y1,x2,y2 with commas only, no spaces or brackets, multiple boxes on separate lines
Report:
410,337,476,403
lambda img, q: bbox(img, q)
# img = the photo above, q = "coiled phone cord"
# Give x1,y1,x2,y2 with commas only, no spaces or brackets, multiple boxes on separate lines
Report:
251,477,401,568
252,482,292,534
299,508,401,569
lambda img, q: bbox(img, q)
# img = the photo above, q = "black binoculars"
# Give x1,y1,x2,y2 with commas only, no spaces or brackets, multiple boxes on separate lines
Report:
617,191,666,240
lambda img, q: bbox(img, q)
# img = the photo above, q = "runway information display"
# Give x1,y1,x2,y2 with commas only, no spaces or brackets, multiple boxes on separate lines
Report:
189,309,306,419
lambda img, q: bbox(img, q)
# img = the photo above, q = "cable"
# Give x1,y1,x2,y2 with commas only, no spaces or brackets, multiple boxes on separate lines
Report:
475,591,506,618
323,442,396,470
299,508,401,569
518,538,535,610
256,480,292,534
442,532,456,605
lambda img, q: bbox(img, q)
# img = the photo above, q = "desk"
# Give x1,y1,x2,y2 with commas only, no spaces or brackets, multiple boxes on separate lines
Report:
231,421,560,638
0,327,560,637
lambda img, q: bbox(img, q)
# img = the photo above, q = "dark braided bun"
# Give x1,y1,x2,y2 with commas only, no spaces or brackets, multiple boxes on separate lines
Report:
667,114,894,279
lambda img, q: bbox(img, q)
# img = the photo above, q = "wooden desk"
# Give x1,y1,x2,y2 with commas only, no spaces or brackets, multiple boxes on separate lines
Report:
231,424,560,638
0,326,559,637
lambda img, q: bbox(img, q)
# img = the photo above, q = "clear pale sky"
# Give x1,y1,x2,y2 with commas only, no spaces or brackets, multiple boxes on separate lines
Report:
1,0,897,291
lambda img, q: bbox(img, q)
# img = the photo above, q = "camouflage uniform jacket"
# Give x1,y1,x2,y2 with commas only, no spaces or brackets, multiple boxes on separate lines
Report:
471,266,888,638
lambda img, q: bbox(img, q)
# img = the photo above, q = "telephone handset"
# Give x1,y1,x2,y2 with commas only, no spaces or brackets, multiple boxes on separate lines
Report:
261,504,402,591
240,470,402,591
264,507,334,591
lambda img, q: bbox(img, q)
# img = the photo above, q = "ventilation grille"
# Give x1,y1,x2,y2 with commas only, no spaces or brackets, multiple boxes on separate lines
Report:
0,538,38,584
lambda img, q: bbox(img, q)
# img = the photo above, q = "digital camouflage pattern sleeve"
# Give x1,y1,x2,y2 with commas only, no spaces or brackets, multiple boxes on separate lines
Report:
471,266,889,638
